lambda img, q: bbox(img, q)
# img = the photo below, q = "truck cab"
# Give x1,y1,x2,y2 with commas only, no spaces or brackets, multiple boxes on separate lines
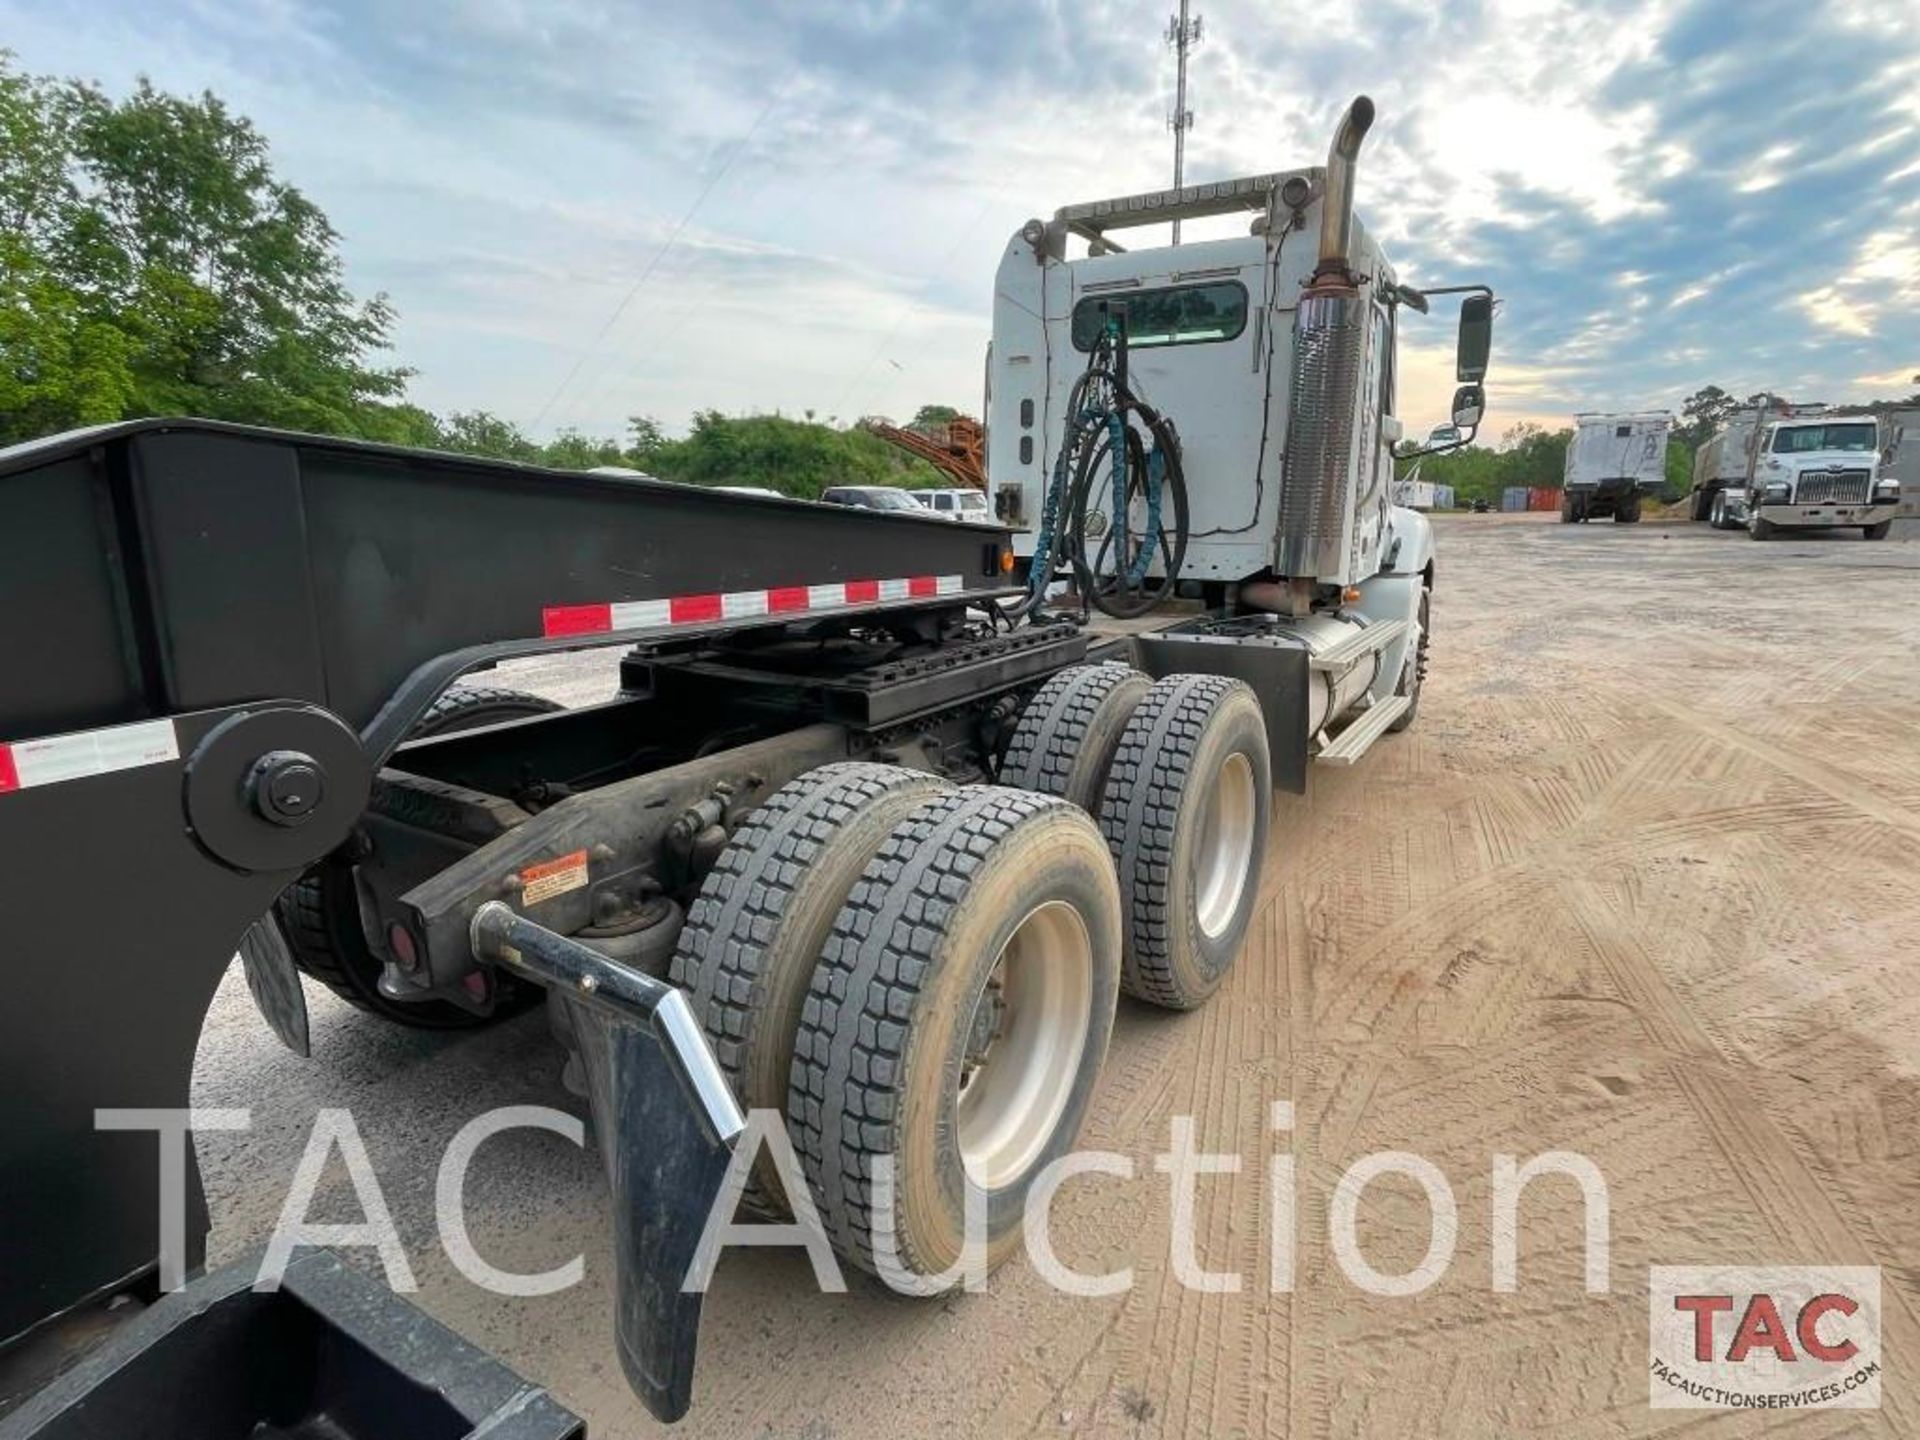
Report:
1745,415,1899,540
987,137,1488,606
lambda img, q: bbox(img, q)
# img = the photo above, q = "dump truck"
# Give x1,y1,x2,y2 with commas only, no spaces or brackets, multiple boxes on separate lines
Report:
1877,408,1920,523
1737,412,1898,539
1559,411,1670,523
0,97,1492,1437
1691,398,1823,527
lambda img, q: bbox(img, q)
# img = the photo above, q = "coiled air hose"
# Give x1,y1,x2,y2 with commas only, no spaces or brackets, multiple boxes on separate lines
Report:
1016,306,1189,621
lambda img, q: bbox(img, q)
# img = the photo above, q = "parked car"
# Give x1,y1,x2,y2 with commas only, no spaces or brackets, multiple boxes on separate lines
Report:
820,484,925,513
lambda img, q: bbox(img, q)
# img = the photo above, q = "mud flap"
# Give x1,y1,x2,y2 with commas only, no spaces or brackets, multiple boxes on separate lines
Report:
469,903,747,1425
569,1000,737,1422
238,913,310,1057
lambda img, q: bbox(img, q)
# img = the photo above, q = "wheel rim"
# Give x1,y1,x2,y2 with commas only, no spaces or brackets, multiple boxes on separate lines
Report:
957,900,1092,1190
1195,751,1257,940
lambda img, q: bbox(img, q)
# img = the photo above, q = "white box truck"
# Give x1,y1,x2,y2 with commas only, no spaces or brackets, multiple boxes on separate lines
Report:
1560,412,1670,523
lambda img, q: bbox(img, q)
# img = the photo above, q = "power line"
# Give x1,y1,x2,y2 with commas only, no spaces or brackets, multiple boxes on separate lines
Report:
531,93,779,432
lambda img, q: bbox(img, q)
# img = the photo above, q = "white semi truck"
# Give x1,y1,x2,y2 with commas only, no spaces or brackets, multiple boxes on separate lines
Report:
1560,411,1670,523
1,97,1496,1434
987,98,1491,769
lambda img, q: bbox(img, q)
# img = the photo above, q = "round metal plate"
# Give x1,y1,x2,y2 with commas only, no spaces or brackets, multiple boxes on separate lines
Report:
184,705,370,873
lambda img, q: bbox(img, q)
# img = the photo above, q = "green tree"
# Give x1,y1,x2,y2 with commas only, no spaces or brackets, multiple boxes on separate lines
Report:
438,410,539,463
909,403,961,431
1676,385,1735,448
541,428,628,470
643,411,939,496
0,54,411,444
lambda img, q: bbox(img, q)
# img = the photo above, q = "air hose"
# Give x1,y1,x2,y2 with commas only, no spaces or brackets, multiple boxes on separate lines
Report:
1018,307,1189,620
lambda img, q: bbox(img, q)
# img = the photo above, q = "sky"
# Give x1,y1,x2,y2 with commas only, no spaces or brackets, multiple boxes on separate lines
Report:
5,0,1919,443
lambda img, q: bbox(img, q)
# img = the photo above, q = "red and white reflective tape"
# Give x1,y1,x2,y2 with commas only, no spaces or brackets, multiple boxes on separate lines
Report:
0,717,179,795
541,574,966,639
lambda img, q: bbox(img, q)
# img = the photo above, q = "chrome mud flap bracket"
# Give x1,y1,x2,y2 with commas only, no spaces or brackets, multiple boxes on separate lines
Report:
471,905,747,1424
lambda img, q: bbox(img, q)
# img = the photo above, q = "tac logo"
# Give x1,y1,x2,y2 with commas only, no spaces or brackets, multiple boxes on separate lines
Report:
1649,1266,1881,1410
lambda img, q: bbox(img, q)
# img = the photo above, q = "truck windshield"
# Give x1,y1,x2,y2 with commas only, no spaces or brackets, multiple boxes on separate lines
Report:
1772,423,1877,453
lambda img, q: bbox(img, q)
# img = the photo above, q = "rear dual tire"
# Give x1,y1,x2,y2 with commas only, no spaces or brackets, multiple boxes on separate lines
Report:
999,664,1152,815
789,788,1120,1279
669,762,947,1215
1098,674,1271,1011
675,767,1121,1282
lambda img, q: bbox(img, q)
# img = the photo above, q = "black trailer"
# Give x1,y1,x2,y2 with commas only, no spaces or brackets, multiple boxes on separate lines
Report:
0,420,1287,1433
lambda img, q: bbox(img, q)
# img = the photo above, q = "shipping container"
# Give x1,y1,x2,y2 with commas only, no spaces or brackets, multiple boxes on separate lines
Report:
1502,486,1529,512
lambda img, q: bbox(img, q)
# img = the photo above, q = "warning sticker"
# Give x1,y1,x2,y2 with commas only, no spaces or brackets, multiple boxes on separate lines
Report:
521,849,589,906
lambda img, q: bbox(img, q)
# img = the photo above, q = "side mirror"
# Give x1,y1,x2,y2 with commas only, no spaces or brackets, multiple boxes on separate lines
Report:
1456,294,1492,383
1451,384,1485,430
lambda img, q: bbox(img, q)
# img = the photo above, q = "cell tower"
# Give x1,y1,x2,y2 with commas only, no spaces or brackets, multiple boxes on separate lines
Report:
1166,0,1203,244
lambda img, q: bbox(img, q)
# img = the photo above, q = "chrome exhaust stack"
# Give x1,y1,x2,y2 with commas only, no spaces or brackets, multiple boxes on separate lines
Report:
1276,96,1376,586
1313,96,1375,286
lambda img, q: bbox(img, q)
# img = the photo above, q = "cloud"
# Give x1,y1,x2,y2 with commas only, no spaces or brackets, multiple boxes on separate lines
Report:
3,0,1918,445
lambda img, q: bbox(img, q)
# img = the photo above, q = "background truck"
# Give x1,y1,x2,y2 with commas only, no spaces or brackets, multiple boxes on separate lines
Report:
1559,411,1670,523
0,96,1491,1437
1740,412,1898,539
1882,409,1920,523
1691,398,1824,527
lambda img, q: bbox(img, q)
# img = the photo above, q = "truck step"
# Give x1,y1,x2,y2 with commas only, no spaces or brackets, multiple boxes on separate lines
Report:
1316,693,1411,766
1309,617,1407,672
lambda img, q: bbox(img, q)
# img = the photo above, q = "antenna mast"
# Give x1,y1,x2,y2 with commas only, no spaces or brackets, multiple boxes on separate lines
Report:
1166,1,1203,244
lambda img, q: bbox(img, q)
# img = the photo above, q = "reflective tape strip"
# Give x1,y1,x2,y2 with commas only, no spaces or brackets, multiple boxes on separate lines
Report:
0,718,179,795
541,575,966,639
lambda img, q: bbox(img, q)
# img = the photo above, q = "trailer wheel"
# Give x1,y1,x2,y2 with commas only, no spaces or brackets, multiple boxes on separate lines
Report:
1559,494,1575,523
670,762,948,1215
1864,519,1892,541
275,685,561,1028
1388,585,1429,734
999,664,1152,816
1098,674,1271,1010
1691,489,1713,522
789,787,1120,1280
1709,494,1727,529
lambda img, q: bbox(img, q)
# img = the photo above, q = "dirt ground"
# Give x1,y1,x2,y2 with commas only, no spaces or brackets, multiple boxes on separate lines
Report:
191,512,1920,1437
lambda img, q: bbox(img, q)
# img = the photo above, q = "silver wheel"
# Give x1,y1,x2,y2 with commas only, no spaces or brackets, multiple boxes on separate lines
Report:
1194,751,1257,939
790,787,1121,1278
958,900,1093,1189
